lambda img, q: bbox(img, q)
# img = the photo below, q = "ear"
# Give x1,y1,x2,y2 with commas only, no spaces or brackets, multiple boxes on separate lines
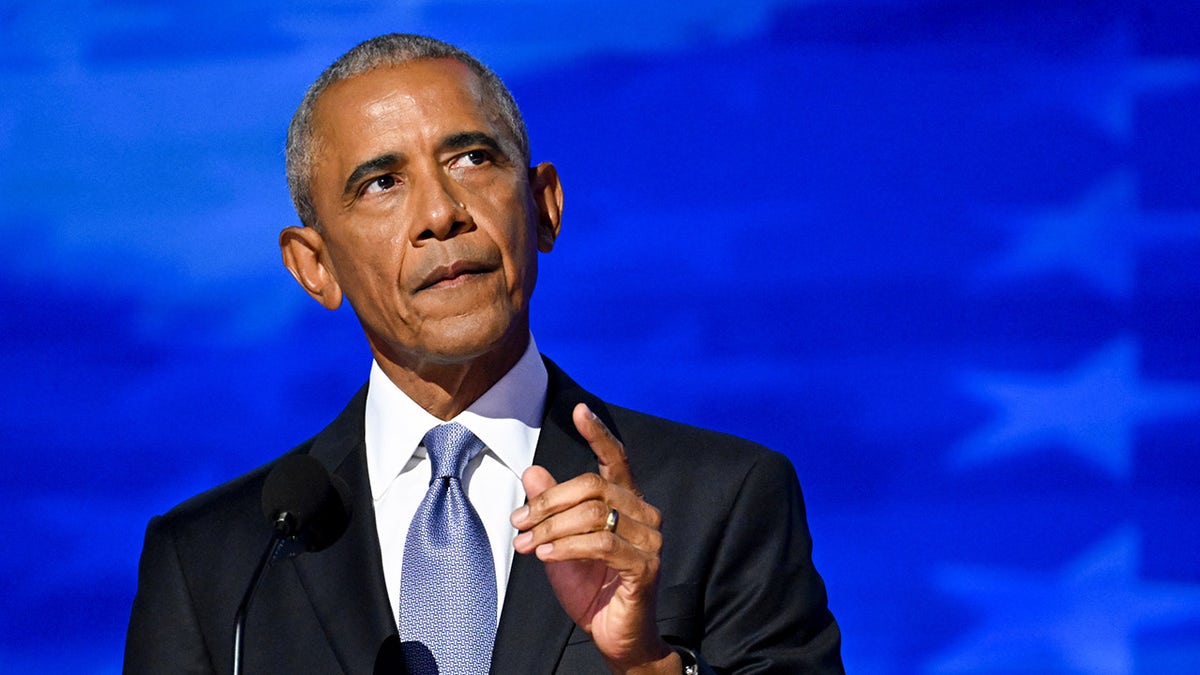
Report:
528,162,563,253
279,225,343,310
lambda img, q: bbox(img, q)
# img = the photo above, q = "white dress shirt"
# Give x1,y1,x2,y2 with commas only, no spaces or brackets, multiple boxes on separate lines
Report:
365,336,546,627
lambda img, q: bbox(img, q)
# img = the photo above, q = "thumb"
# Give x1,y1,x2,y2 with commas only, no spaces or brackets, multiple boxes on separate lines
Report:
521,465,557,500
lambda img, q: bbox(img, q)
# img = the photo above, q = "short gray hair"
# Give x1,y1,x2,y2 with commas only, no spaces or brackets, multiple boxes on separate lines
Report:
284,34,530,230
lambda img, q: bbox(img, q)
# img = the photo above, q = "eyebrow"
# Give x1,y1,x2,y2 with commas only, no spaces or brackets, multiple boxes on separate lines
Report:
441,131,505,157
342,153,401,198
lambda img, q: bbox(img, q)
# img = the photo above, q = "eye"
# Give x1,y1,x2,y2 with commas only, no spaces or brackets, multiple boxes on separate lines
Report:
363,174,398,194
450,149,491,169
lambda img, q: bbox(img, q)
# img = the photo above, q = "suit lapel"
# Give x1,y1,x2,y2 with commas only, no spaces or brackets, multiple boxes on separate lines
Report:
490,360,613,674
290,386,399,673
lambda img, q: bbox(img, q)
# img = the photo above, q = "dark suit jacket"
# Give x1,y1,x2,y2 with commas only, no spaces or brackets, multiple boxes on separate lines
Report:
125,360,842,673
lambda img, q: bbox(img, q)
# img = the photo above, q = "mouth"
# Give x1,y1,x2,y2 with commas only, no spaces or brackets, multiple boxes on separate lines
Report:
415,259,493,292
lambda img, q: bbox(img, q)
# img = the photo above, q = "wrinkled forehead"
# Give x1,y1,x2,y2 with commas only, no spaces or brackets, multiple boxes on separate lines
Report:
308,58,515,160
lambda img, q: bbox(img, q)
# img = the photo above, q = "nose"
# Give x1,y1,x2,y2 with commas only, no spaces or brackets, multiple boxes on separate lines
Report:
410,170,472,244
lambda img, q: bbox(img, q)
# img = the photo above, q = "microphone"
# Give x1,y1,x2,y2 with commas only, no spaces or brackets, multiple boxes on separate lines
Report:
373,634,403,675
233,455,353,675
261,454,353,553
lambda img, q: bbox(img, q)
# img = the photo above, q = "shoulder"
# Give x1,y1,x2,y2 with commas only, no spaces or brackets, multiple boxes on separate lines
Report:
153,384,366,537
541,357,797,505
148,442,314,562
600,403,807,549
606,403,786,476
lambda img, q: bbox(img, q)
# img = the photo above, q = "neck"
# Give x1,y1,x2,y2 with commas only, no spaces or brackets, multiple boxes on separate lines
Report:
371,330,529,420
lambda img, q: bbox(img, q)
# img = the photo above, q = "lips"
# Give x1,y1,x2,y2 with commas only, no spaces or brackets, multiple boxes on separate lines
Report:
415,259,493,292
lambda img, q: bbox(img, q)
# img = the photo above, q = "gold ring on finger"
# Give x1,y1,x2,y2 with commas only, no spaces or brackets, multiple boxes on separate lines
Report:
604,508,619,534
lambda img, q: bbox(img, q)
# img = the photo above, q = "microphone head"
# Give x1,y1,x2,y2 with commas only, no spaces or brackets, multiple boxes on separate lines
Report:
373,635,403,675
261,454,352,553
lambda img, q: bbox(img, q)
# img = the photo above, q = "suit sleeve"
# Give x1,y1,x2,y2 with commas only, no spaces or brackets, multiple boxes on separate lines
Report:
700,451,844,674
124,515,218,675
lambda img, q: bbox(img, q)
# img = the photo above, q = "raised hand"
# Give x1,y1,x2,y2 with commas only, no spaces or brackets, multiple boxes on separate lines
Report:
511,403,680,674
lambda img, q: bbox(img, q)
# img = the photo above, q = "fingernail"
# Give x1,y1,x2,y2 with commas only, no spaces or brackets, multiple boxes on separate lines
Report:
536,542,554,557
514,531,532,549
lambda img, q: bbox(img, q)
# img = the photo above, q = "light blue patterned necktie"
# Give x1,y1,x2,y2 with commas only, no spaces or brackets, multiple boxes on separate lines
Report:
399,423,497,674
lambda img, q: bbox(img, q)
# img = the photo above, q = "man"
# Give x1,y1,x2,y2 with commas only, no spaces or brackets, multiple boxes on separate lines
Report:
125,34,842,674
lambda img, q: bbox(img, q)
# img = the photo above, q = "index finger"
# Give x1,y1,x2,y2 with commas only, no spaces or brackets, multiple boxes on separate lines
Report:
572,402,638,492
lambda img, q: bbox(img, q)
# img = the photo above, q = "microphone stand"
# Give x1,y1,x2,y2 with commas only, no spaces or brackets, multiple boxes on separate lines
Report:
231,456,350,674
232,515,295,675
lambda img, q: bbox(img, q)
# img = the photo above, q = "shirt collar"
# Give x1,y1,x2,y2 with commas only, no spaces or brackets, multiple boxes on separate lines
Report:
365,335,547,500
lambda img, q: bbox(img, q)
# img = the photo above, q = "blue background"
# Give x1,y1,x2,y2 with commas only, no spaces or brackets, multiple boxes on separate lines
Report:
2,1,1199,672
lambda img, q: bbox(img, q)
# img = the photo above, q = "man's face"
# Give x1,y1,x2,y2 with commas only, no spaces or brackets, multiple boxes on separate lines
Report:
291,59,560,373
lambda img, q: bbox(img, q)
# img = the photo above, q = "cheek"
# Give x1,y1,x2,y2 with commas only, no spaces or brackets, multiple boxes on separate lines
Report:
495,216,538,291
468,185,536,280
328,235,403,297
503,236,540,307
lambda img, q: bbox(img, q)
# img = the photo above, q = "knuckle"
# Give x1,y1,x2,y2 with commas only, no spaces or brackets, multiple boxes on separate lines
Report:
644,557,659,578
580,472,606,494
644,504,663,530
531,491,556,515
536,517,557,540
598,531,620,554
645,529,662,553
588,500,609,523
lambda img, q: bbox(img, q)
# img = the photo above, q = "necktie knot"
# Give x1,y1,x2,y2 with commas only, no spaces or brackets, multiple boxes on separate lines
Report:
422,422,485,481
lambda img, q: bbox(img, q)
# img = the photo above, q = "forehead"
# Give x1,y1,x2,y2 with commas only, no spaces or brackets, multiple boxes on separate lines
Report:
310,58,497,163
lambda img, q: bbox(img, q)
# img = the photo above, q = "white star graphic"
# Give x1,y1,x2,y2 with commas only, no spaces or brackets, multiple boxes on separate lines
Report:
1091,55,1200,137
1008,47,1200,139
979,172,1137,298
977,168,1200,299
953,337,1200,479
925,527,1200,675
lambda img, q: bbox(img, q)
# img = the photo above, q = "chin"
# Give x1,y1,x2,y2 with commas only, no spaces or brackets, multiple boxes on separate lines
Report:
416,311,526,366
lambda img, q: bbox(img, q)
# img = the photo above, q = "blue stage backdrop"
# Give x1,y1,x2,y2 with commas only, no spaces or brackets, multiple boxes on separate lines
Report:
2,1,1198,672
